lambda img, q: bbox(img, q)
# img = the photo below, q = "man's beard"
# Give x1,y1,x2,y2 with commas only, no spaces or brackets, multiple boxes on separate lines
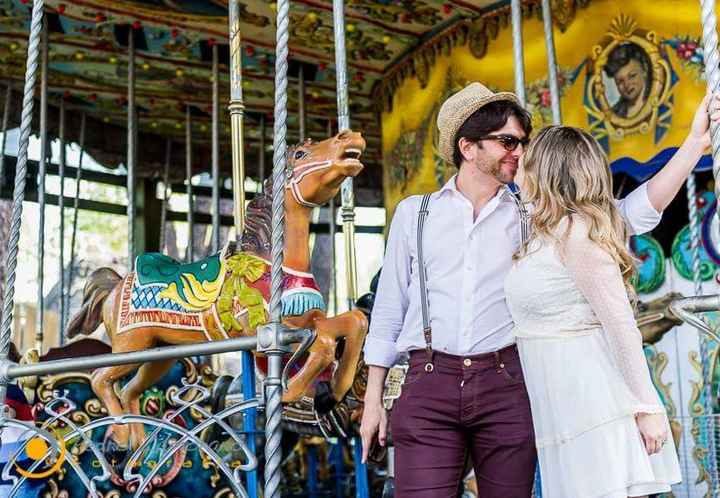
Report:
477,156,515,184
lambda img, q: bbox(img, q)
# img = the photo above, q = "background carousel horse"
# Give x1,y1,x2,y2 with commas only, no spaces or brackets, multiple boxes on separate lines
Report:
65,130,369,461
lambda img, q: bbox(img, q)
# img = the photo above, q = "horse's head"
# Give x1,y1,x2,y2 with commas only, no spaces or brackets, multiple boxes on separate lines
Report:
286,129,366,208
636,292,684,345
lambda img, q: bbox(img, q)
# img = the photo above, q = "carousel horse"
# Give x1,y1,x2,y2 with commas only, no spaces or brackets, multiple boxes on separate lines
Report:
636,292,685,345
65,130,369,459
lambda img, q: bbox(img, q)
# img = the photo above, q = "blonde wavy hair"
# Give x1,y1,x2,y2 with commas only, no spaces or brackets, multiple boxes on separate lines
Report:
518,126,636,295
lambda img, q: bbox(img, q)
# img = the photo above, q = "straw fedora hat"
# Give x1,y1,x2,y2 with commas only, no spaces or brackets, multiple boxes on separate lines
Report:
437,82,520,165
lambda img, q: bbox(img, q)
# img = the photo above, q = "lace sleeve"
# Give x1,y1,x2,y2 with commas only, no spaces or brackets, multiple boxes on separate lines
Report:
559,217,664,415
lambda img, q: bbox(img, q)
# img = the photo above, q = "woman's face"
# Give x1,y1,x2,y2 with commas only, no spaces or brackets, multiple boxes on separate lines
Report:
515,154,528,192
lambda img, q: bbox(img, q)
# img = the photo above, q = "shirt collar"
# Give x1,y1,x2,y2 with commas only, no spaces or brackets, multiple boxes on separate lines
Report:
438,174,516,203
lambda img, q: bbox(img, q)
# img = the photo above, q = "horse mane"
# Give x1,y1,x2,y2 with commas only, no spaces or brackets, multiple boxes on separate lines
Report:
240,178,273,260
241,145,305,259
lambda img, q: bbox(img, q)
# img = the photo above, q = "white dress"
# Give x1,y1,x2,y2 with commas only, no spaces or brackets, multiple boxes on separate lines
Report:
504,216,681,498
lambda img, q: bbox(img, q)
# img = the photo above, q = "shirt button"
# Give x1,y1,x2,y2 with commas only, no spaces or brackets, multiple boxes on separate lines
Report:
463,359,472,367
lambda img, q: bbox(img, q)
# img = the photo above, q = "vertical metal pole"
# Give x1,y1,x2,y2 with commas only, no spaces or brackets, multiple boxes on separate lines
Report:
127,27,137,270
228,1,246,240
259,115,266,190
0,84,12,189
185,106,194,262
58,98,66,343
35,23,48,353
159,139,171,251
541,0,562,124
0,0,45,413
511,0,527,106
327,120,337,314
332,0,358,309
699,1,720,490
266,0,290,496
227,6,256,495
67,113,86,321
298,65,306,142
211,43,221,254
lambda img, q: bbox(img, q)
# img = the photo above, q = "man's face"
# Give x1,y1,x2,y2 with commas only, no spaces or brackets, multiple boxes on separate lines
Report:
471,115,527,185
613,59,646,103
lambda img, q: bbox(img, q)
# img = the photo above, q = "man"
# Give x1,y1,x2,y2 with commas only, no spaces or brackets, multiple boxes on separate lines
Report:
603,42,653,119
360,82,714,497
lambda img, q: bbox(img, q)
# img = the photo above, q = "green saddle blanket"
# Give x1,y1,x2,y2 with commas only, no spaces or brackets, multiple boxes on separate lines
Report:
135,252,226,311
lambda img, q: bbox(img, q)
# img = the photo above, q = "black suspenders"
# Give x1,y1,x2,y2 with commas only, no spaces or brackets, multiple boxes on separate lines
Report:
415,187,529,372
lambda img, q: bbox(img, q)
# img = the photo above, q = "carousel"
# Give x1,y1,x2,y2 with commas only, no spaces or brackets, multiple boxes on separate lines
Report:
1,0,720,497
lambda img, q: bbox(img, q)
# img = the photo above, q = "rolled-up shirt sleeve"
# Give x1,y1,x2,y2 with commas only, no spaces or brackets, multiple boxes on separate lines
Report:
615,182,662,235
364,199,413,368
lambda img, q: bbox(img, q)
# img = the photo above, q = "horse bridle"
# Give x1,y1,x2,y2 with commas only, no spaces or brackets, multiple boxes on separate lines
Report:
286,144,334,209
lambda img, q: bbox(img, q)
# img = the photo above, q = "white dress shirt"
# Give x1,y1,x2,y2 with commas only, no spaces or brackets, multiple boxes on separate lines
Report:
364,175,662,368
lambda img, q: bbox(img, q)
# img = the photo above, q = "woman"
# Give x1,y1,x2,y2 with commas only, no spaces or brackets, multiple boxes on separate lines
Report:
505,99,719,498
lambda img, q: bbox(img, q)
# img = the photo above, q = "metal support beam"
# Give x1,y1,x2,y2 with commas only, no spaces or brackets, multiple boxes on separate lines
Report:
259,114,266,189
35,23,48,353
211,42,221,254
333,0,358,309
186,106,194,262
511,0,527,106
67,113,86,313
159,139,171,251
298,65,306,142
127,27,137,269
58,98,66,343
541,0,562,124
0,84,11,189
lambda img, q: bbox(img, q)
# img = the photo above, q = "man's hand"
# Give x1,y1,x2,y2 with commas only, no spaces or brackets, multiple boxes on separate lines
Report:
360,365,390,463
360,400,388,463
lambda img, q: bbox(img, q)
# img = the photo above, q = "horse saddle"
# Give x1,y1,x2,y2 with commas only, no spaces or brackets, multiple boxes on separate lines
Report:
134,252,227,312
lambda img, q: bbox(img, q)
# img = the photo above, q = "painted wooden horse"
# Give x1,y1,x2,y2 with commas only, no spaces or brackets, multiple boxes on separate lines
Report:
66,130,369,458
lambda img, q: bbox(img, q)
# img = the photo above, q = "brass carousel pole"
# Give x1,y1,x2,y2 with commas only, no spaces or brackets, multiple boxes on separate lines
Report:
332,0,358,310
35,22,48,353
186,106,194,262
511,0,527,106
127,26,137,270
211,42,221,254
227,4,257,496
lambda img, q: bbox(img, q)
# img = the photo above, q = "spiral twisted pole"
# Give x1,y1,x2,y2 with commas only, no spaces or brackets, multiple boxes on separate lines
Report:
265,1,290,496
0,0,46,409
35,22,48,353
698,0,720,488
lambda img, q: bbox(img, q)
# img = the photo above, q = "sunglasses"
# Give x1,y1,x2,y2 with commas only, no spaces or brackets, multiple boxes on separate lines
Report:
477,134,530,152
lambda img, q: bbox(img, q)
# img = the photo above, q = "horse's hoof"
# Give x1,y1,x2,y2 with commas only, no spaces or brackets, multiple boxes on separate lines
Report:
313,381,338,415
103,437,130,475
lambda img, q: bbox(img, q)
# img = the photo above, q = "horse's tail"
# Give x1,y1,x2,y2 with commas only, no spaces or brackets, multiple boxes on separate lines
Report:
66,268,122,339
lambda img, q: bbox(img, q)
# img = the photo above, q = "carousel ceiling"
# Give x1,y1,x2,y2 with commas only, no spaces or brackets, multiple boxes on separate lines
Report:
0,0,582,205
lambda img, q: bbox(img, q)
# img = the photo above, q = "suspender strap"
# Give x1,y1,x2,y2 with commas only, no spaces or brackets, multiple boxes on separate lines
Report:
507,185,530,245
417,194,434,372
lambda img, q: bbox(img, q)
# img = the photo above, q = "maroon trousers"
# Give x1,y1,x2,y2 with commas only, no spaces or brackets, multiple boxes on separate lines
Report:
391,345,537,498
